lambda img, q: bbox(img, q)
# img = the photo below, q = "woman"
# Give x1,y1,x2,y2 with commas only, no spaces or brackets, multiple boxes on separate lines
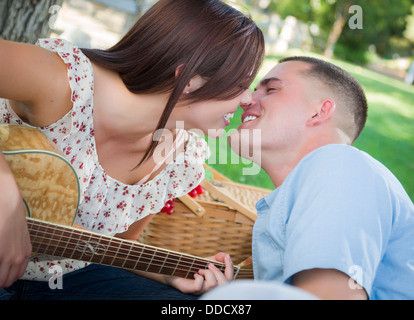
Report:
0,0,264,299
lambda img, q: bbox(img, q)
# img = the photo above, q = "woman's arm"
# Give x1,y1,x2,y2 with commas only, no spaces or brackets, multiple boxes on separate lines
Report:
0,39,73,289
134,252,234,295
115,215,155,241
0,39,72,127
116,218,234,295
0,151,32,289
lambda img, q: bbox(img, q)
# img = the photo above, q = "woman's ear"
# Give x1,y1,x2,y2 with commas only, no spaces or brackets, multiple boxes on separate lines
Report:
306,99,336,127
183,76,207,95
175,65,190,94
186,75,207,93
175,65,183,79
175,65,207,95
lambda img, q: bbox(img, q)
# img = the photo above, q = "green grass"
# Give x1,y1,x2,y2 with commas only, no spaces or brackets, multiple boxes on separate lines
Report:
205,53,414,202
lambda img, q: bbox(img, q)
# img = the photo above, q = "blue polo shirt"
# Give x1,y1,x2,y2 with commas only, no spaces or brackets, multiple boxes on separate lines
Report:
252,144,414,300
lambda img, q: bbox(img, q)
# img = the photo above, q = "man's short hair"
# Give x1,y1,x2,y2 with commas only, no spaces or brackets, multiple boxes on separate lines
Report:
279,56,368,143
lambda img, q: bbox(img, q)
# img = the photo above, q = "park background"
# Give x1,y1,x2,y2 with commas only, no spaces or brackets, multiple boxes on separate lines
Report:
1,0,413,201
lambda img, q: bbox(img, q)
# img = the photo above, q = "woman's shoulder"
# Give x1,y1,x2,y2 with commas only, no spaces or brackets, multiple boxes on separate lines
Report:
0,38,75,127
36,38,85,64
36,38,95,123
36,38,94,101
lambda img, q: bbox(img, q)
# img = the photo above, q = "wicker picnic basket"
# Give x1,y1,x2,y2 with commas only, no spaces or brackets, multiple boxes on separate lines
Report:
138,166,271,279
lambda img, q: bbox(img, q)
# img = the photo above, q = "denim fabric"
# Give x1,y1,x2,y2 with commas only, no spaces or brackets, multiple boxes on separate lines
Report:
0,264,198,300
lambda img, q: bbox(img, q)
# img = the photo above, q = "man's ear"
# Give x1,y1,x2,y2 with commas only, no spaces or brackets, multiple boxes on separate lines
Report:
306,99,336,127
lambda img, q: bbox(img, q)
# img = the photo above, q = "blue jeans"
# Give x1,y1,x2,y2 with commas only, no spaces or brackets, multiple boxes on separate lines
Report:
0,264,198,300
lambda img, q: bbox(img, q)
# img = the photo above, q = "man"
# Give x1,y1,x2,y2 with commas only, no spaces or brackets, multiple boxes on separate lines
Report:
209,57,414,300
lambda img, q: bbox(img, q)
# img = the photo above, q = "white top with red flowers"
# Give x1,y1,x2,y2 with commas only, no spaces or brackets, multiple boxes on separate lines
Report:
0,38,209,281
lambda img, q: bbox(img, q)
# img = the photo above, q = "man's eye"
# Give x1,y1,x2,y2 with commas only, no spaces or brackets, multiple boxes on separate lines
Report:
267,87,278,93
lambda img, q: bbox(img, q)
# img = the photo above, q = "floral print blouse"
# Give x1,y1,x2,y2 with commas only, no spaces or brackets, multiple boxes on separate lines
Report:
0,38,209,281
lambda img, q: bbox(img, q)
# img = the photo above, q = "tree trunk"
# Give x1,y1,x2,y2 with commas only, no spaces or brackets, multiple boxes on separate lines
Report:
0,0,64,44
323,1,352,58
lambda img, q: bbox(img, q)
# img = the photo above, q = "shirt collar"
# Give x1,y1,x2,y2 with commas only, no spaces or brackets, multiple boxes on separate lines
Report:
256,188,279,211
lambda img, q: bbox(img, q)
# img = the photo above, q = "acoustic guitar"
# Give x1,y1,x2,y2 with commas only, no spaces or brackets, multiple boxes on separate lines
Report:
0,124,253,279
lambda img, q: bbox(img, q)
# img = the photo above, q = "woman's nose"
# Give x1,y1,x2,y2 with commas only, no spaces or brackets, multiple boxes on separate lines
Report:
240,89,253,110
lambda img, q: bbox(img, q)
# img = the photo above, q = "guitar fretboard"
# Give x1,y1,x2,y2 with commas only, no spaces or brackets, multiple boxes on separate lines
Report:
27,218,240,279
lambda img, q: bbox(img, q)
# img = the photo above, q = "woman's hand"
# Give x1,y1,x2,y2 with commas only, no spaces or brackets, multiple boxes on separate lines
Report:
166,252,234,295
0,153,32,289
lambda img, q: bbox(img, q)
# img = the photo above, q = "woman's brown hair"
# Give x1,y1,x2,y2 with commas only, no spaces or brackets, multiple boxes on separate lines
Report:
82,0,265,164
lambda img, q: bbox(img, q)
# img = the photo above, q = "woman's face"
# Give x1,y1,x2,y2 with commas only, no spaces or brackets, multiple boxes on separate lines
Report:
168,88,253,138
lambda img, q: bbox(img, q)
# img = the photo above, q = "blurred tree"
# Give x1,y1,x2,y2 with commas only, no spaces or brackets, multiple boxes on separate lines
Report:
267,0,313,21
0,0,64,44
266,0,413,63
403,4,414,43
323,0,352,58
338,0,412,62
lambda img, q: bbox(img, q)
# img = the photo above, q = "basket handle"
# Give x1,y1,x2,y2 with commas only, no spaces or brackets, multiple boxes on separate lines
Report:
178,194,206,217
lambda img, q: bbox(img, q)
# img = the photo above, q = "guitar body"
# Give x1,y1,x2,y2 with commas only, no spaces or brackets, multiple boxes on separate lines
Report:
0,124,247,279
0,124,79,227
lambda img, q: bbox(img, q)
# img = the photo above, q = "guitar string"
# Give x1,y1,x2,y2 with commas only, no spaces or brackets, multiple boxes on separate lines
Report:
28,221,253,277
28,223,237,274
29,239,252,278
28,224,254,277
29,239,254,277
27,219,221,268
29,237,221,275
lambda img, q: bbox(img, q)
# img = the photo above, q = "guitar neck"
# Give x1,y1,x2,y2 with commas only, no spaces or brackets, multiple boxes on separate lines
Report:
27,218,240,279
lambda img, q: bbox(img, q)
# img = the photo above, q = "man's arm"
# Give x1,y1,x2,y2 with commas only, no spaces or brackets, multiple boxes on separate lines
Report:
291,268,368,300
280,146,391,301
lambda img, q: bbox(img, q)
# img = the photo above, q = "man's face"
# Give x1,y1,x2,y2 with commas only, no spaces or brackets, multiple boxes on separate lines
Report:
230,61,320,157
